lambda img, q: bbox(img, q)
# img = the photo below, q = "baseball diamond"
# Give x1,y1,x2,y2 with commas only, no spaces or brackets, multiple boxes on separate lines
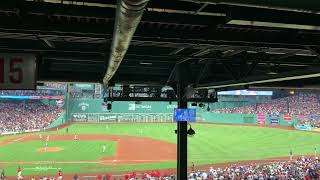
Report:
2,86,320,179
2,122,320,178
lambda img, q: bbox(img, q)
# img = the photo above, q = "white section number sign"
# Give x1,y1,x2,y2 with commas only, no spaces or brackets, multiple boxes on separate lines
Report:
0,53,36,90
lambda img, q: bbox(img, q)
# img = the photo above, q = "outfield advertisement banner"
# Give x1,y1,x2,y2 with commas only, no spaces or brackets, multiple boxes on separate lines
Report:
295,124,312,131
70,113,174,123
269,114,280,125
297,115,309,119
0,129,40,135
283,114,292,121
98,114,117,122
309,115,320,121
71,114,88,122
87,114,99,122
257,114,265,125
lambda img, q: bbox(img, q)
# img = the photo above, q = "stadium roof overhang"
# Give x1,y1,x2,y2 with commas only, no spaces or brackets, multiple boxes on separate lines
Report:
1,0,320,90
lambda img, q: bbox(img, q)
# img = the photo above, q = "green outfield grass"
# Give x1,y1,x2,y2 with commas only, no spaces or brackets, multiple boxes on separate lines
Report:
2,123,320,176
0,134,24,141
0,140,116,162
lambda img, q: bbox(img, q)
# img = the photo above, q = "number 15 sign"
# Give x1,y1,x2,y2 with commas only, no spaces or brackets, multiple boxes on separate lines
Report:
0,53,36,90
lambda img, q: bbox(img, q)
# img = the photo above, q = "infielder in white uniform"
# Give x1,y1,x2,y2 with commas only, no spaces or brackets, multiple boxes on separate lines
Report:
102,145,106,153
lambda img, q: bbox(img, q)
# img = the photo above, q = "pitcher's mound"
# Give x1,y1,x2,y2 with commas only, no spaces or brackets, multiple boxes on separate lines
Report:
37,147,64,152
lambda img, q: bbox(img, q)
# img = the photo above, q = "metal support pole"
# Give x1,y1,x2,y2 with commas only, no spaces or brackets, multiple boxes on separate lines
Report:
177,63,188,180
65,83,70,123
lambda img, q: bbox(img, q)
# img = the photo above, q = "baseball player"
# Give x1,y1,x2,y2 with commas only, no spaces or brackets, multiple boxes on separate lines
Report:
102,145,106,153
74,134,78,140
57,169,63,180
45,142,48,151
0,169,5,180
46,135,50,142
17,166,23,180
39,134,42,139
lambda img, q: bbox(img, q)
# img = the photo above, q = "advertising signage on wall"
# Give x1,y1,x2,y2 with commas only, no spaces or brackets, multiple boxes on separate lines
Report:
71,114,88,121
128,103,152,111
0,95,64,100
257,114,265,125
99,114,117,122
218,90,273,96
283,114,292,121
297,115,309,119
310,115,320,121
269,114,280,125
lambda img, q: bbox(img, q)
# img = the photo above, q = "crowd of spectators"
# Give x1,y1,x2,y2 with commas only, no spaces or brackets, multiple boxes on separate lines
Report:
0,100,63,132
6,157,320,180
256,99,287,115
188,157,320,180
289,94,320,115
213,106,256,114
213,93,320,116
0,89,64,96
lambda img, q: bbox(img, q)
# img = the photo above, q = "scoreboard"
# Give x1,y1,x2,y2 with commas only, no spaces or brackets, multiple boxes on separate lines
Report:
0,53,36,90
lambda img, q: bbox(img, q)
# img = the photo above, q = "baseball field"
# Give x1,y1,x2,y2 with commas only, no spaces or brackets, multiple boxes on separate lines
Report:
1,123,320,178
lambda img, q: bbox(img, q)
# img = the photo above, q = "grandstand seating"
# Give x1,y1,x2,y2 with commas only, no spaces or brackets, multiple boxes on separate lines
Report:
0,100,63,132
189,157,320,179
10,157,319,179
213,93,320,115
0,89,64,96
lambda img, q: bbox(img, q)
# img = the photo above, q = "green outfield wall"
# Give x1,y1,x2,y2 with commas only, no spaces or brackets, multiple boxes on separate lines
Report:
47,112,66,129
68,99,178,114
61,100,296,126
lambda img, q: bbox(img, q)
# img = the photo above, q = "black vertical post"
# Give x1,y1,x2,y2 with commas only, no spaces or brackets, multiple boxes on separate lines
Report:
65,83,70,124
177,63,188,180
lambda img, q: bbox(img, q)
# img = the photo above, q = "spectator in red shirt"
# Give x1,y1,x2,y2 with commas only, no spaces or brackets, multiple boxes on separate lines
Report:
96,174,102,180
155,170,161,178
130,172,136,179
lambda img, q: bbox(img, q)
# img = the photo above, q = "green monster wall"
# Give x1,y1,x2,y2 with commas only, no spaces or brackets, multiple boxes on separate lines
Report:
69,99,178,114
63,99,295,126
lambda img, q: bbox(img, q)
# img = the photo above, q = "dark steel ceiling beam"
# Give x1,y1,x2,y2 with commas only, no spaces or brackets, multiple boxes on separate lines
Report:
178,0,320,14
195,3,208,14
197,66,320,89
25,0,225,17
133,35,320,49
195,59,211,85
